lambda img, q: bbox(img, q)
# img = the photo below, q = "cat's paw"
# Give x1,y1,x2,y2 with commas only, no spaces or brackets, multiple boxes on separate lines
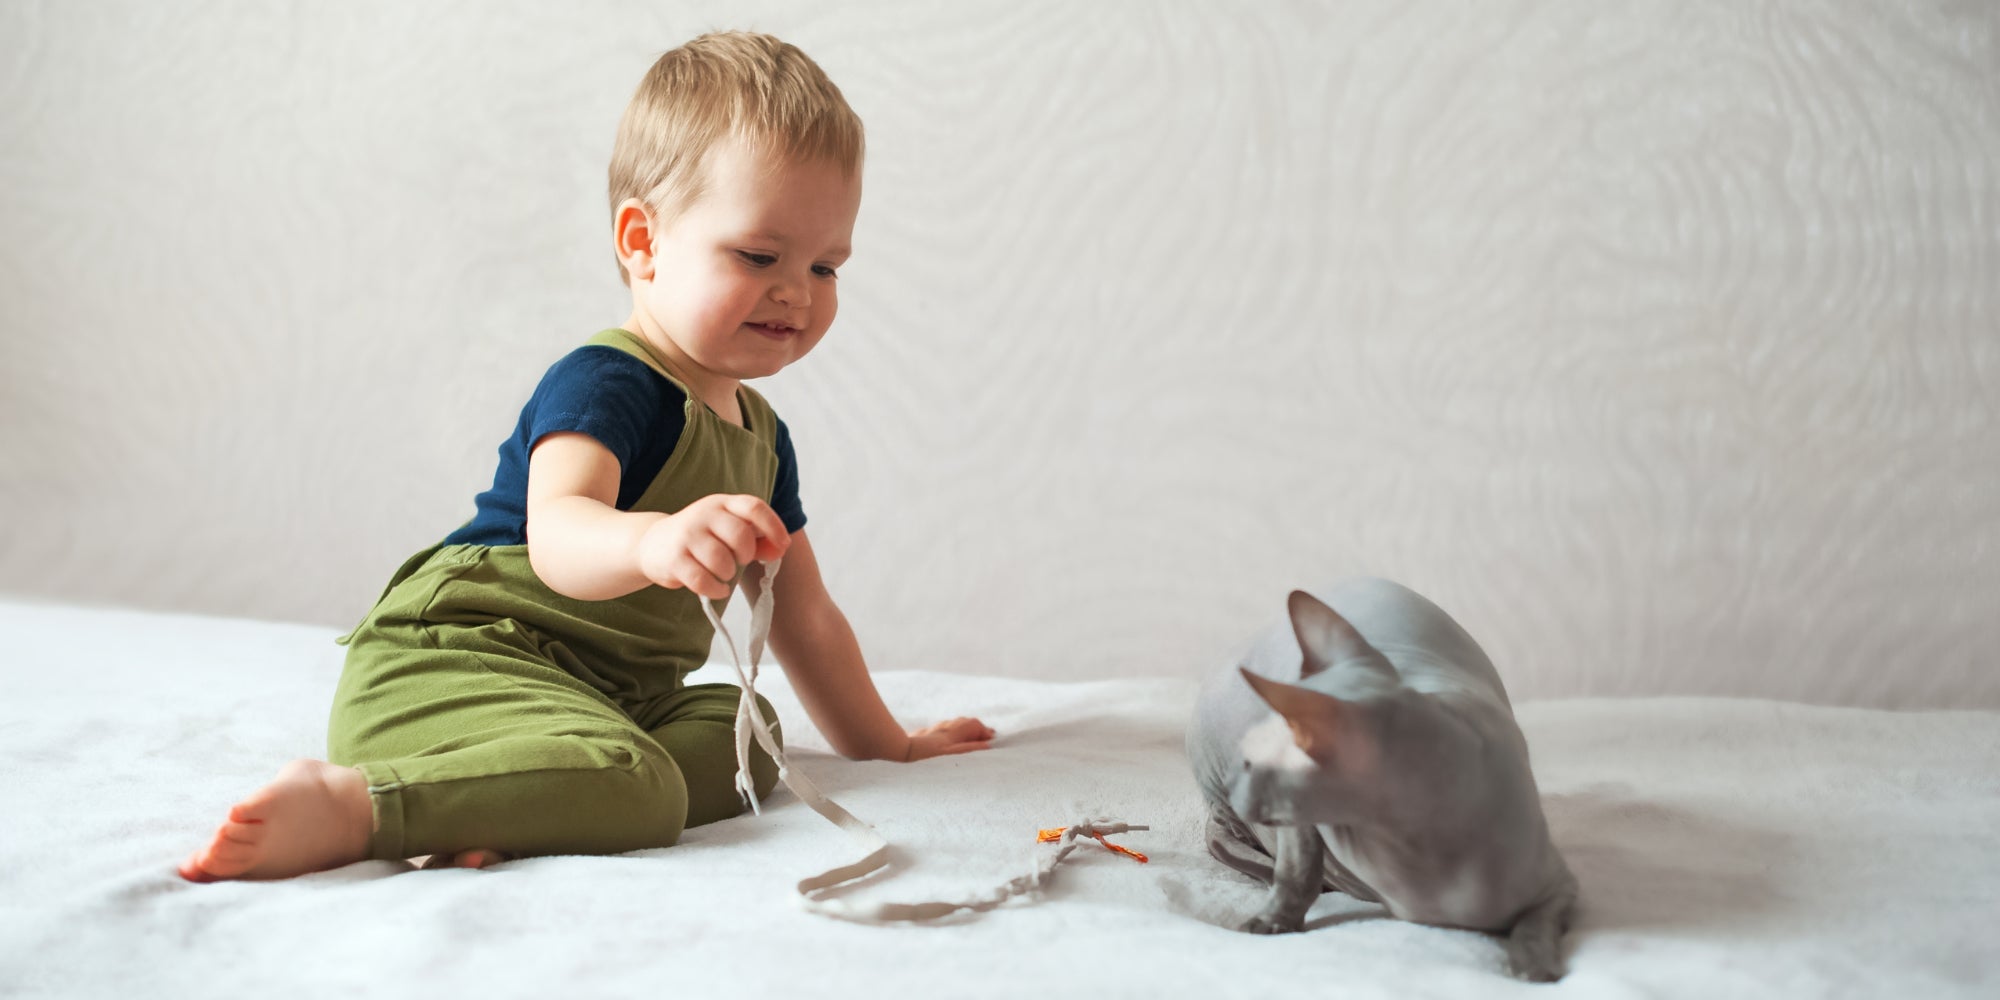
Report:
1238,913,1301,935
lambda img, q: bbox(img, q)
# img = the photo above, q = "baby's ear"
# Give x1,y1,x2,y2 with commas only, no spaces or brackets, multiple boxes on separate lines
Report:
613,199,657,281
1288,591,1379,677
1239,668,1349,759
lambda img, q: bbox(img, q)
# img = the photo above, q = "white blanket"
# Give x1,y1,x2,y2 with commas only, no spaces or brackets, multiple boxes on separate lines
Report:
3,600,1996,998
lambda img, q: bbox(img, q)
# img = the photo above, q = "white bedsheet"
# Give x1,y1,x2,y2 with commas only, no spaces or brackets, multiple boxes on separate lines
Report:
2,599,1996,999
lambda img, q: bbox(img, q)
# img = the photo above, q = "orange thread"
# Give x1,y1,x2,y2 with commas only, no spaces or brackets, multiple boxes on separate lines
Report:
1099,840,1148,863
1035,826,1148,863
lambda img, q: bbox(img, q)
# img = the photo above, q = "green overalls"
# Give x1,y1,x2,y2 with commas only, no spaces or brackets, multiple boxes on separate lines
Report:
328,329,782,861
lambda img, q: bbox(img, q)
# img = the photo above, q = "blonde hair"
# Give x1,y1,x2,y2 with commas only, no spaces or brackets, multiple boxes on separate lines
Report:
608,32,865,282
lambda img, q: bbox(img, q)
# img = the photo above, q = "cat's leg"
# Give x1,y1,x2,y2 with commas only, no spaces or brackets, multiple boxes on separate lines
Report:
1204,803,1276,884
1238,823,1324,934
1503,879,1576,982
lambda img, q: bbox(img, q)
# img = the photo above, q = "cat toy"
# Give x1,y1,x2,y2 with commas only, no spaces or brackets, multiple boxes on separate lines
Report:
1038,826,1148,863
701,558,1146,922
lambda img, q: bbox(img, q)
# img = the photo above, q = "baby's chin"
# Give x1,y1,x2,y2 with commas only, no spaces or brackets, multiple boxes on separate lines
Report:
740,345,820,378
725,357,797,381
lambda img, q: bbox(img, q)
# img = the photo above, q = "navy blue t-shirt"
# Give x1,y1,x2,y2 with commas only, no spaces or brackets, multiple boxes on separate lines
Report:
443,346,806,546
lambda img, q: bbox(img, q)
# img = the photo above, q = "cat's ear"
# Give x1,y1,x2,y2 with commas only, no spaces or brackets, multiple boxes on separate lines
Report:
1288,590,1380,677
1239,667,1350,759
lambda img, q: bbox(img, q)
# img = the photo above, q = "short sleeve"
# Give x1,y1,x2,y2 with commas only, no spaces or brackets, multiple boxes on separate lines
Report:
524,346,668,469
771,418,807,534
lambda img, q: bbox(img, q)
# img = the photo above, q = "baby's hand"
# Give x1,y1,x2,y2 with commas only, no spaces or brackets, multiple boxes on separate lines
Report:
903,717,995,761
637,494,790,600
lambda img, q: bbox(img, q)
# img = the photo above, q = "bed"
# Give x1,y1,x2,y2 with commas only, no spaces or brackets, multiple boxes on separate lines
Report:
3,598,1996,998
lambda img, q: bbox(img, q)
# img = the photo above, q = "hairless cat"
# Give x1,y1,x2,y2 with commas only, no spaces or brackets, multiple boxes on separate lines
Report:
1188,578,1577,981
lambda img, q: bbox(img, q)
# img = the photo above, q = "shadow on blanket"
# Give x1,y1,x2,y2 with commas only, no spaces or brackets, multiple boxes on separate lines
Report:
1547,783,1787,933
1149,781,1787,944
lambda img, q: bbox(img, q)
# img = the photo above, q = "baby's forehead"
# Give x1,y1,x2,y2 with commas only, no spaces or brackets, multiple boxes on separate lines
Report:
705,137,856,185
677,144,859,239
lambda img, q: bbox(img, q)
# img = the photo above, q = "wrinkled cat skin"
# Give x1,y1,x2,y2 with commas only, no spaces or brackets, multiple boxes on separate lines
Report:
1188,578,1577,982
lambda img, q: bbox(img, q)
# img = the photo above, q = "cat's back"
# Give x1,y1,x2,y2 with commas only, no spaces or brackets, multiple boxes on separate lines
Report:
1189,577,1508,794
1311,577,1508,704
1192,577,1427,743
1188,601,1307,798
1308,577,1468,654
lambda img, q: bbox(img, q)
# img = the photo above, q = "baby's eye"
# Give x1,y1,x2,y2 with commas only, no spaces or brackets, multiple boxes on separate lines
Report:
812,264,838,279
736,251,776,267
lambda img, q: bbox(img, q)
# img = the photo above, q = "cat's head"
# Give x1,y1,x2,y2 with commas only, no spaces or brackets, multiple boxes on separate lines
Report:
1227,590,1456,827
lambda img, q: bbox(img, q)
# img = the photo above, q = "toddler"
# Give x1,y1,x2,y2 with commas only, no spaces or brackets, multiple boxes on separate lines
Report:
181,31,994,880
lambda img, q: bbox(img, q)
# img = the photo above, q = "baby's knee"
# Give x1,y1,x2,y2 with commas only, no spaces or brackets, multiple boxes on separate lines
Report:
602,740,692,847
503,730,693,853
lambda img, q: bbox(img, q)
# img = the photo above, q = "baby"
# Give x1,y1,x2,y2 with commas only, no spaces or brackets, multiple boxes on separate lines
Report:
181,31,994,880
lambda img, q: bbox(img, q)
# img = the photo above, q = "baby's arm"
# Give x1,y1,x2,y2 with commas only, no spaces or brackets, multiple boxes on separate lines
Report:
525,432,788,600
767,531,994,762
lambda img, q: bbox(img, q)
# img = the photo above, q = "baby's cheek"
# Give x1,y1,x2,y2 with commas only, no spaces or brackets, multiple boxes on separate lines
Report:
694,299,743,330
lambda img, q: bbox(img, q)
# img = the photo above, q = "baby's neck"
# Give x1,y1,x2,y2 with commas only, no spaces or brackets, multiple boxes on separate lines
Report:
617,316,744,423
705,389,746,428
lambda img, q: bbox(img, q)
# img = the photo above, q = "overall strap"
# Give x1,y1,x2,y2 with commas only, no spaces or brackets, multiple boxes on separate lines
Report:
585,328,682,386
583,328,778,442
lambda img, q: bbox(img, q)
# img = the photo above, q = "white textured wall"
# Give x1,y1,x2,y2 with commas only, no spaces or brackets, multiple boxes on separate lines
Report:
3,1,1995,708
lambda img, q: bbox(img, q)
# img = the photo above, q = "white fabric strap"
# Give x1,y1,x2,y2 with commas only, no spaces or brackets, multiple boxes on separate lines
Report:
700,558,1145,922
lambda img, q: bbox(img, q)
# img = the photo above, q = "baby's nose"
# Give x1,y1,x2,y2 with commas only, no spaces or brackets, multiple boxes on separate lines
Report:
771,279,809,307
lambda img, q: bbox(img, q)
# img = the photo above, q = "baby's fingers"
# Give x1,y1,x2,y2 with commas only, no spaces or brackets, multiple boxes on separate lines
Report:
911,718,997,758
719,495,791,558
668,549,735,601
689,534,744,585
942,717,996,742
708,516,761,569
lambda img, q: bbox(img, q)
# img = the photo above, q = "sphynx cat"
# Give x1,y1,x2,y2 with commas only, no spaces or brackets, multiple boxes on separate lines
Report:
1188,578,1577,981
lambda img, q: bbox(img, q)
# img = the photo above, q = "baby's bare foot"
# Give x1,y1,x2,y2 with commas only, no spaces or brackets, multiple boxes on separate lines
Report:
178,759,372,882
420,848,507,870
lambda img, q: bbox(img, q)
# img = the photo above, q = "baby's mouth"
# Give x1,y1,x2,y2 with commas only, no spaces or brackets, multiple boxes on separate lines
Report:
747,321,798,337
